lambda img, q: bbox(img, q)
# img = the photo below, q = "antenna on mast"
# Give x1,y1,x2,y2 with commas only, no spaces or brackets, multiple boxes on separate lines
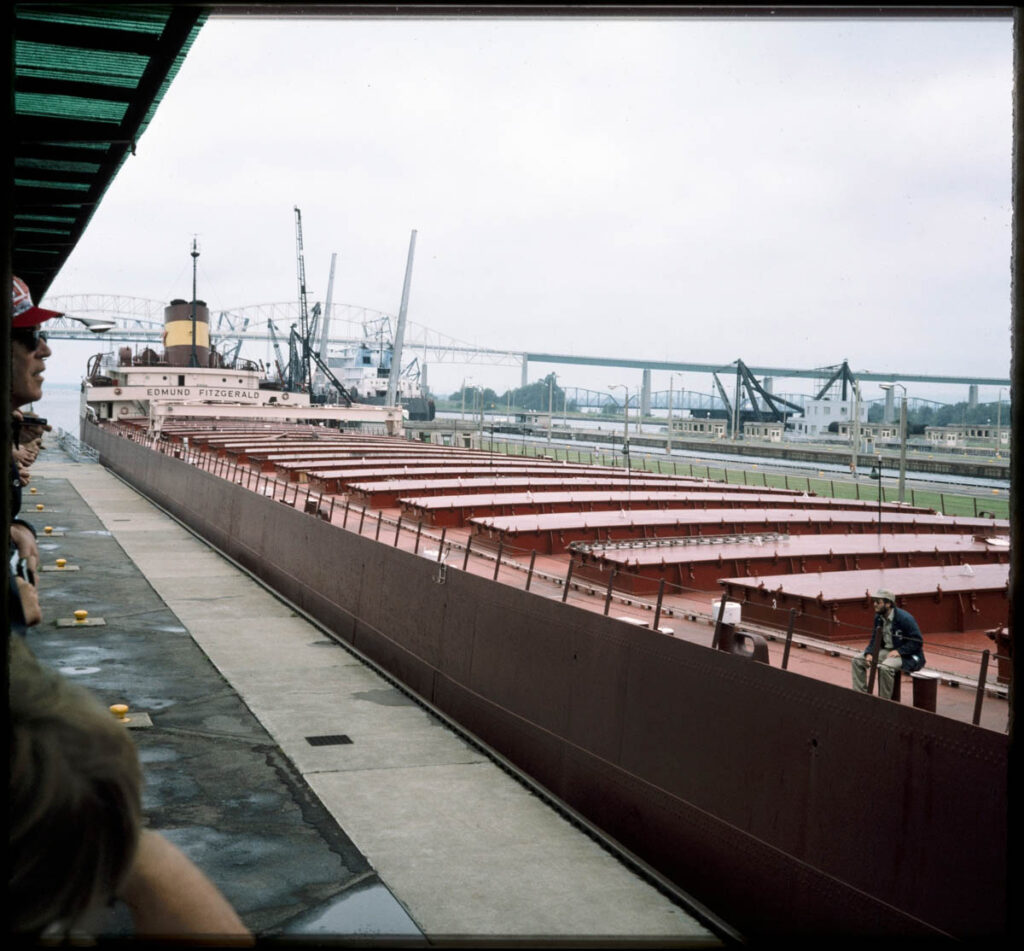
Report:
189,236,200,367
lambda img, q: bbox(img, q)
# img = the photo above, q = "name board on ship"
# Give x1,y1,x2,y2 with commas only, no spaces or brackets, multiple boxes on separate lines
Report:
144,386,261,401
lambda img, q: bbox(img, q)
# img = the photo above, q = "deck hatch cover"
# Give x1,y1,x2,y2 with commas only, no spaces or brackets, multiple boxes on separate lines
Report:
305,734,353,747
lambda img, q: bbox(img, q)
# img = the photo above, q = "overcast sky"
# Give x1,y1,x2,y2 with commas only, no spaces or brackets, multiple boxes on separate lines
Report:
43,13,1013,405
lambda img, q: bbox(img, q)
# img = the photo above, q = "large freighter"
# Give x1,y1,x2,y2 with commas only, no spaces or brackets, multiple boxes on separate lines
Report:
79,329,1009,939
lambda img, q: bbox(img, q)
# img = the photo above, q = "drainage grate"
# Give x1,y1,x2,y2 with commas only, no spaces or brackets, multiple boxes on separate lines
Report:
305,734,353,747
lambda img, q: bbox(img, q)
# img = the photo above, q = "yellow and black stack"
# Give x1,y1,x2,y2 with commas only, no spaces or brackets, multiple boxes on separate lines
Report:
163,298,210,367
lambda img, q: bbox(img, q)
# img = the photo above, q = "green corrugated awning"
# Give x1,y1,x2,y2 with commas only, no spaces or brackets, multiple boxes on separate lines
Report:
13,5,209,296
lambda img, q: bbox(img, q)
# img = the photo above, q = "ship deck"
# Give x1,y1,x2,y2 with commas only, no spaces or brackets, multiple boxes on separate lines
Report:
131,421,1010,724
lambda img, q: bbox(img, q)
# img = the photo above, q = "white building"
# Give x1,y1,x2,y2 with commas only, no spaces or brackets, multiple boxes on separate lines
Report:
742,420,784,442
925,423,1009,449
789,397,866,437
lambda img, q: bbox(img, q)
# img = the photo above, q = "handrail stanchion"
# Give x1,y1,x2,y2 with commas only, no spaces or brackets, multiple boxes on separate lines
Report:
561,562,574,603
652,578,665,631
493,539,504,581
972,649,990,726
358,506,367,534
781,609,796,670
462,535,473,570
393,515,403,546
603,570,617,616
525,550,536,590
413,521,423,555
866,638,881,694
375,512,383,541
711,596,729,650
437,528,447,561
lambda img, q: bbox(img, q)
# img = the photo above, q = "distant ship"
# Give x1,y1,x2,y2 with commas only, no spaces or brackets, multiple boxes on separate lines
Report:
323,331,435,421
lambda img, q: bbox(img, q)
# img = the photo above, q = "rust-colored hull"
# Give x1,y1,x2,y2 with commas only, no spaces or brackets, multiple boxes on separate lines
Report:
84,421,1008,938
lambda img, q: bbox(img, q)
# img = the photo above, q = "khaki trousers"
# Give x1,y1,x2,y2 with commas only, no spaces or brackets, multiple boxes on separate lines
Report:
852,649,903,699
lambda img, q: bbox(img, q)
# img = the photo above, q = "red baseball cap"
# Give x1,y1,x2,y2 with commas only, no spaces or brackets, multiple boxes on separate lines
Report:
12,276,63,328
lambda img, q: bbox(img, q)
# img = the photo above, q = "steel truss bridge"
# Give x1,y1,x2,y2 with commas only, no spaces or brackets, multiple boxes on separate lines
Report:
45,295,1009,397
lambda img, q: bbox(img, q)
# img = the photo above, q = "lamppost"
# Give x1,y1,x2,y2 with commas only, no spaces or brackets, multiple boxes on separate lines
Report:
869,453,884,537
547,374,556,446
609,384,630,491
996,387,1005,457
879,383,907,502
850,381,861,478
667,373,684,456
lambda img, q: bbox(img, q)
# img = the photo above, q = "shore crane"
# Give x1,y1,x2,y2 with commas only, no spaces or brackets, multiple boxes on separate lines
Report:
293,206,313,390
266,319,288,386
290,207,353,404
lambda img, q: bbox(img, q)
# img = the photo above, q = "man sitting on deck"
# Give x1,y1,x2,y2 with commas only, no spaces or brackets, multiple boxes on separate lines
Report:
851,588,926,699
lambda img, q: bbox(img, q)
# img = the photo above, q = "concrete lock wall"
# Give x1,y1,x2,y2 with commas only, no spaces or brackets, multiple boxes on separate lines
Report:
88,422,1008,938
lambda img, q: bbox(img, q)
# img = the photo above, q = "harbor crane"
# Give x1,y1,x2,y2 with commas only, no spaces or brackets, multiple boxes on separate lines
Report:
266,319,288,385
290,207,354,405
714,360,803,436
293,206,314,391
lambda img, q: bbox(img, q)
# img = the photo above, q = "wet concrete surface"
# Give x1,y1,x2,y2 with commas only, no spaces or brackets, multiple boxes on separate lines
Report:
22,452,719,945
22,471,425,940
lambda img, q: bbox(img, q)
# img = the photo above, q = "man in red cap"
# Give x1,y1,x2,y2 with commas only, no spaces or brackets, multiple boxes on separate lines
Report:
11,275,59,407
10,276,62,630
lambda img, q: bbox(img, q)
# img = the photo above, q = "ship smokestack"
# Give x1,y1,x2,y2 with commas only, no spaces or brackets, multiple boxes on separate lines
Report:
164,298,210,366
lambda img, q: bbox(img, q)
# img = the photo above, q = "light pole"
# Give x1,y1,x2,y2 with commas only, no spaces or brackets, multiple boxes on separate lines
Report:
667,373,683,456
850,381,861,478
869,453,884,538
996,387,1005,457
547,374,556,446
460,376,473,422
609,384,630,491
880,383,907,502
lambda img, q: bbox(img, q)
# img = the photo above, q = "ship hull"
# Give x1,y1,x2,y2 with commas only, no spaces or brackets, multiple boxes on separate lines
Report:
83,420,1008,938
358,393,435,421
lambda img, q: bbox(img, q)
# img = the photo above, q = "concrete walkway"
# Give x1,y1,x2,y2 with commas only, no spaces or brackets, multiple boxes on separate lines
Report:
25,451,721,944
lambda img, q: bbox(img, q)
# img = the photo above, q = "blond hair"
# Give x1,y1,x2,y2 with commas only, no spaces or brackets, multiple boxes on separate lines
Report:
8,635,143,934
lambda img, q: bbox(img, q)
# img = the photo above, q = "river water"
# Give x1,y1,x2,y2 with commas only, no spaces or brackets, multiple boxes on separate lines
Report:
29,382,82,436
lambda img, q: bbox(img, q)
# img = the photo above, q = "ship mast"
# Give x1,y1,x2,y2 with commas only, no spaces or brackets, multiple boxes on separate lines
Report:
189,237,199,367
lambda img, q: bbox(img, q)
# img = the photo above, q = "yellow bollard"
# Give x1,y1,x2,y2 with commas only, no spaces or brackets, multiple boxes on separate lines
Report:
29,487,37,494
109,704,131,723
44,526,53,534
36,503,44,511
73,609,88,622
56,558,66,569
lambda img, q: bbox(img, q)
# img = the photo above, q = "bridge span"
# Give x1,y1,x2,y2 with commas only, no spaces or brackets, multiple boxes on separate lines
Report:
42,295,1008,395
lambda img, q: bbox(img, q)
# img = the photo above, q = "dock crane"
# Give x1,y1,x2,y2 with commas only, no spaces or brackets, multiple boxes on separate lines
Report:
291,206,354,405
293,206,313,390
713,360,803,437
266,319,288,385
